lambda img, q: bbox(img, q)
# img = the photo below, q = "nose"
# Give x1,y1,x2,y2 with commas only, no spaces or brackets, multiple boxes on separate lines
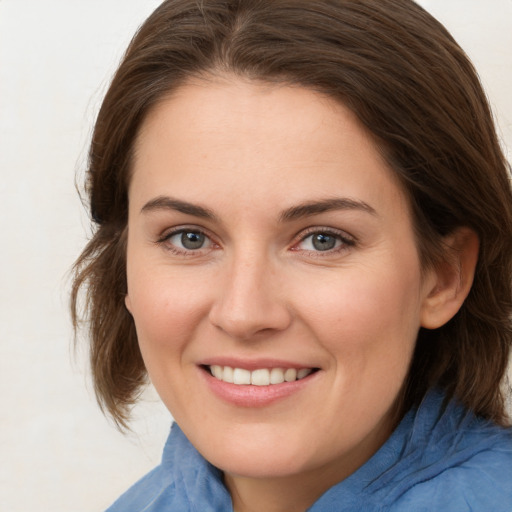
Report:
208,252,292,340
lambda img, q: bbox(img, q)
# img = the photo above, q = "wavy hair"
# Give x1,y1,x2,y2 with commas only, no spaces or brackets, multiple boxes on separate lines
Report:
71,0,512,429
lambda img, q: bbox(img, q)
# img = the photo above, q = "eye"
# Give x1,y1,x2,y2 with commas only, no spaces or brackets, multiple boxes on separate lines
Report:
294,229,354,253
160,229,213,252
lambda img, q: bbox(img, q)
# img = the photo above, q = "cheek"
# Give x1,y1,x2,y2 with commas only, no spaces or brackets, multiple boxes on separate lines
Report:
126,266,212,358
126,269,213,411
295,259,423,362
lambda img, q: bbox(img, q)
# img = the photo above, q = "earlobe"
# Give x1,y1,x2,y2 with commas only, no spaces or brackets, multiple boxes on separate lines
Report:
420,227,479,329
125,294,133,314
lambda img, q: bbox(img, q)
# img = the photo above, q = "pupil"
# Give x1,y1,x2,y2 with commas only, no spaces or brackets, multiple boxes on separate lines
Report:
312,233,336,251
181,231,204,250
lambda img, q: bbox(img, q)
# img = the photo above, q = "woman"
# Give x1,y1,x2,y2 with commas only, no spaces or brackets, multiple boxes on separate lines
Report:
71,0,512,510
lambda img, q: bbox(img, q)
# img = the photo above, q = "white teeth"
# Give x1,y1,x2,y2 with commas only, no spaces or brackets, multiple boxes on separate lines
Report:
223,365,234,383
251,369,270,386
270,368,285,384
284,368,297,382
208,365,314,385
297,368,312,379
233,368,251,385
211,365,223,380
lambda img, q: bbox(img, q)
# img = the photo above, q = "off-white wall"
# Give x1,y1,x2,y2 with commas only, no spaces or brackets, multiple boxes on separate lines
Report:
1,1,510,511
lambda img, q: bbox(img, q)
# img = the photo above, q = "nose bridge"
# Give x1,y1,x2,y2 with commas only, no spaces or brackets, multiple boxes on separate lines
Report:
209,244,291,339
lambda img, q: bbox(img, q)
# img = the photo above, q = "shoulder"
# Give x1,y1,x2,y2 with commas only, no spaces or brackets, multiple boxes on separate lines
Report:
392,439,512,511
103,423,231,512
104,424,183,512
105,464,177,512
390,396,512,511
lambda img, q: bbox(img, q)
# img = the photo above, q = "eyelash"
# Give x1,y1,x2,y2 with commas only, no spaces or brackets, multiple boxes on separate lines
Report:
156,226,217,256
291,227,356,255
156,226,356,256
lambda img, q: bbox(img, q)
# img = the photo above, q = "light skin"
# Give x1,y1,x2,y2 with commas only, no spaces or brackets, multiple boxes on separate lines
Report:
124,76,478,512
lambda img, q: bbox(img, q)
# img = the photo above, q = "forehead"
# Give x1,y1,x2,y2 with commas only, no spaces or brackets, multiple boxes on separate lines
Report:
130,77,407,217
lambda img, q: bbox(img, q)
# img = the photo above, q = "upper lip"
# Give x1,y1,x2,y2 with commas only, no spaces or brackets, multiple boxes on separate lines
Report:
199,357,319,371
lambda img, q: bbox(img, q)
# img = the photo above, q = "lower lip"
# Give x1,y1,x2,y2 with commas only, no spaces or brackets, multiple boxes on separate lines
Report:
200,367,318,407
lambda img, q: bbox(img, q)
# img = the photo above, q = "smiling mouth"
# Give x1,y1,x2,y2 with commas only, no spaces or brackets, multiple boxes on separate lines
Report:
205,365,319,386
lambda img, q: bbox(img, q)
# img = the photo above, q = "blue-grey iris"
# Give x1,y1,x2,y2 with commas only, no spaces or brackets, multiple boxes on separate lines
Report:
312,233,336,251
181,231,205,249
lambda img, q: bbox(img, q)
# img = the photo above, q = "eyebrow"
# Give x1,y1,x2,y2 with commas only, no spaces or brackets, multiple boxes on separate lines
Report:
279,197,377,221
141,196,217,220
140,195,376,222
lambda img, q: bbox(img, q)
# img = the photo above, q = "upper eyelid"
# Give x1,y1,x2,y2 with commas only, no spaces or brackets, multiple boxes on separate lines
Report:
295,226,356,243
288,228,356,257
156,227,217,256
158,225,214,241
156,225,355,250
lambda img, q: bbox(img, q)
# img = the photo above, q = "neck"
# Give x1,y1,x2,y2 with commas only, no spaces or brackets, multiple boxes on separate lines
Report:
224,448,373,512
223,411,398,512
225,468,337,512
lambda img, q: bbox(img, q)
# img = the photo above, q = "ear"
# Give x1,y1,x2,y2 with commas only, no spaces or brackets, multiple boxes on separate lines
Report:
125,294,133,314
420,227,479,329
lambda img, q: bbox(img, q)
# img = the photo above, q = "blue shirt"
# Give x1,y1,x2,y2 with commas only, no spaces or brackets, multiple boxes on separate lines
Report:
106,390,512,511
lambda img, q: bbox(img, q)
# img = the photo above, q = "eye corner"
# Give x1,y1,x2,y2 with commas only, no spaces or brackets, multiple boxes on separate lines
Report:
291,227,356,256
155,225,219,256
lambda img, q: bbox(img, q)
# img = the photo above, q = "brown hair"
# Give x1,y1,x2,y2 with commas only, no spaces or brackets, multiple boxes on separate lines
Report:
71,0,512,429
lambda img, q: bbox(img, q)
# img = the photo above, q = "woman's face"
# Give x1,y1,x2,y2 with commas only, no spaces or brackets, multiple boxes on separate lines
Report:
125,78,437,484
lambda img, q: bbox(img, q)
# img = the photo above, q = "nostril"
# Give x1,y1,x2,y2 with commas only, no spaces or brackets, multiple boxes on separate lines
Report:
208,299,292,340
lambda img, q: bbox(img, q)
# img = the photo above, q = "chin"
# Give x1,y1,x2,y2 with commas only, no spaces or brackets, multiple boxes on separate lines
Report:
188,423,324,479
212,447,312,479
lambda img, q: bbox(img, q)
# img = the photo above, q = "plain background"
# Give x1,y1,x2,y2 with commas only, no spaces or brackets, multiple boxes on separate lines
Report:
1,1,511,511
